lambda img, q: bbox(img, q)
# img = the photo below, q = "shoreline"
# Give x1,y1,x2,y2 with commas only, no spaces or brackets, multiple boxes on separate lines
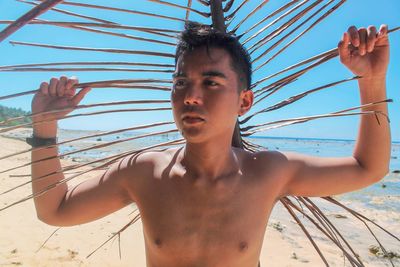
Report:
2,126,399,147
0,133,399,266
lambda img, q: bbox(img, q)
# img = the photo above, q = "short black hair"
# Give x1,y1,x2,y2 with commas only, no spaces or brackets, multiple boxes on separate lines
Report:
175,21,252,91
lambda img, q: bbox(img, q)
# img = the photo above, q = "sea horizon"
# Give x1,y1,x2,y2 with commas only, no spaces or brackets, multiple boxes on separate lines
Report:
1,125,400,143
0,127,399,213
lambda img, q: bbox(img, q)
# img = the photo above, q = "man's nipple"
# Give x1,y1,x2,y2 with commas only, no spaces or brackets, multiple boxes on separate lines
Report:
154,238,163,248
239,241,249,252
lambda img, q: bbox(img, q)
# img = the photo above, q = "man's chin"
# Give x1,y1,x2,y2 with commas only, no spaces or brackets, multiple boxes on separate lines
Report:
181,128,207,143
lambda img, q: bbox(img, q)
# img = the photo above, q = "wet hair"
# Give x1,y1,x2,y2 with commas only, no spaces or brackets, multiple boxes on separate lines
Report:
175,21,252,91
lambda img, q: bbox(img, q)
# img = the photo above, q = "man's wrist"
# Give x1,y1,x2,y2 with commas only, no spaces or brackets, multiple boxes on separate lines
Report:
358,75,386,90
358,73,387,83
32,132,57,139
357,75,388,108
26,135,58,148
33,122,57,138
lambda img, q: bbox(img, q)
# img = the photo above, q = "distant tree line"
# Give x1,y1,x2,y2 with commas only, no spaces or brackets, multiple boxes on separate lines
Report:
0,105,32,126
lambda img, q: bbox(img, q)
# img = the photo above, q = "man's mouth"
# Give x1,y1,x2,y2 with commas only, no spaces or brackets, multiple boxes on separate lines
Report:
182,114,205,124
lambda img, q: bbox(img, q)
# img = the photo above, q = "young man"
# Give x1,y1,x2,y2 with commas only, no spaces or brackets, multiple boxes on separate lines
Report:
29,22,390,267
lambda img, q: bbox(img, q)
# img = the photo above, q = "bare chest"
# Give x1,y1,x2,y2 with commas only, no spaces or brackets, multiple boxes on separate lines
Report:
131,169,280,266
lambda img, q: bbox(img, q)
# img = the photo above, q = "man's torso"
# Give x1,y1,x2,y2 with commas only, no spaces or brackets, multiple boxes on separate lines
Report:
121,147,290,267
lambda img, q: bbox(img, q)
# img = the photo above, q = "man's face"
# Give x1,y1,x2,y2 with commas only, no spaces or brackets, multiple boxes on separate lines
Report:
171,46,253,144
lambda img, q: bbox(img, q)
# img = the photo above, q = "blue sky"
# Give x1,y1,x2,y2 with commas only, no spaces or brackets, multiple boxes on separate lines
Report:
0,0,399,141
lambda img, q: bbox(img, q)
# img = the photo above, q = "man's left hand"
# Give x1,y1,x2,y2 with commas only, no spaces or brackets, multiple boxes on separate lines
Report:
338,24,390,80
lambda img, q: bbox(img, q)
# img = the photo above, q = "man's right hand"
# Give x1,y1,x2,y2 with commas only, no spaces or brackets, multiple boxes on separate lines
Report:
31,76,91,138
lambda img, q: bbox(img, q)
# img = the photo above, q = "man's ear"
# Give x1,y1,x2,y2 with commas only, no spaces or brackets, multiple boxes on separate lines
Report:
238,89,253,116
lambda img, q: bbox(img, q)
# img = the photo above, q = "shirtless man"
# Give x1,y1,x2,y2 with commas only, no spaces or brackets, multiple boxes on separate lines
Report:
29,22,391,267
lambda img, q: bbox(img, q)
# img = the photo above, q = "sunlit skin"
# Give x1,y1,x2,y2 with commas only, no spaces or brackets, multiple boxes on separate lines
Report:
172,46,247,146
30,25,390,267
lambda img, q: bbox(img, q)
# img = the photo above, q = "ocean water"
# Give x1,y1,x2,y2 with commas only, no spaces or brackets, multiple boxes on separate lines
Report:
250,136,400,213
39,129,400,213
57,128,181,162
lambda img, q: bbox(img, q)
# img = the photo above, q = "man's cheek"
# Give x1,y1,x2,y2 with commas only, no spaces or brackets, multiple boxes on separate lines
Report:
171,106,182,126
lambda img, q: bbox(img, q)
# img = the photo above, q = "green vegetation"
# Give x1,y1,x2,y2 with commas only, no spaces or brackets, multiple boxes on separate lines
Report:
0,105,32,127
369,245,400,259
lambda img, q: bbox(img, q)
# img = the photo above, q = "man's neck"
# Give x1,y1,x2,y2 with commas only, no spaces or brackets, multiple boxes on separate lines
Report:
181,140,240,181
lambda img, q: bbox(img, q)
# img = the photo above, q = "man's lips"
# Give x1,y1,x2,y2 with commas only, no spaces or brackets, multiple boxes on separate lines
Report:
182,114,205,124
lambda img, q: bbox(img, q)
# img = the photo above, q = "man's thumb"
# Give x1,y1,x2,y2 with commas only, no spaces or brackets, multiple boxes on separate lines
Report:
71,87,91,106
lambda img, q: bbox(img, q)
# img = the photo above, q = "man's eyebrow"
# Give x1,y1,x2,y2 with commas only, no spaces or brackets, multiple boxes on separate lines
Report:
172,71,227,79
172,72,186,78
202,71,227,79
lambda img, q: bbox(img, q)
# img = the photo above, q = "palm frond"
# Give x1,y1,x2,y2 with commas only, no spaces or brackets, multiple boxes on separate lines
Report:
1,1,399,266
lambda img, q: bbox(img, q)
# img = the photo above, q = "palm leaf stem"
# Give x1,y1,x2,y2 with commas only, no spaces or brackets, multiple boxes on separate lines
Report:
0,138,184,212
0,129,179,194
0,121,174,161
0,0,64,42
237,0,301,39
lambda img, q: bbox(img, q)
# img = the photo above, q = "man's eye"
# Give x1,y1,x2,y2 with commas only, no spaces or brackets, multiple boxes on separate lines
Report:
205,80,218,87
174,80,186,89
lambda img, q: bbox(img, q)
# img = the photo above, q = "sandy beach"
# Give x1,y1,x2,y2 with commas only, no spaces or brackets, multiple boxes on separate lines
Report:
0,132,399,267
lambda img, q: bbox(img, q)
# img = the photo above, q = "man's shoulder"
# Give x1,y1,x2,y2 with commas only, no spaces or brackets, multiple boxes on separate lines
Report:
235,148,292,179
235,148,288,165
117,146,182,172
106,147,182,192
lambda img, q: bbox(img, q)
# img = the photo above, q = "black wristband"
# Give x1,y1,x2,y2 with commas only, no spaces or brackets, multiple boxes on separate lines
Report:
26,135,57,148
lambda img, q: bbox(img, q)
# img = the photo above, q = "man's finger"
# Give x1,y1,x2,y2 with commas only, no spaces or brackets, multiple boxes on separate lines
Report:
39,81,49,96
338,31,351,64
65,76,79,98
366,25,377,53
348,26,359,47
378,24,388,37
49,77,58,97
56,76,67,97
358,27,367,56
66,76,78,91
71,87,91,106
376,24,389,45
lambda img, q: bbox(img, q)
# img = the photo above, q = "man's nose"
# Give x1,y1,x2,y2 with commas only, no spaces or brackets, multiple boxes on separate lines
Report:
184,85,203,105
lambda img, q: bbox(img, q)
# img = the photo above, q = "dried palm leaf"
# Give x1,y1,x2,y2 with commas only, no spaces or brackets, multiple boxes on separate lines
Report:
1,1,398,266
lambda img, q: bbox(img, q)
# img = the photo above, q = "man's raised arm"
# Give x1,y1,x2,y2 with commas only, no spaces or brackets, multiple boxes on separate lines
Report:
279,25,391,197
31,76,132,226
